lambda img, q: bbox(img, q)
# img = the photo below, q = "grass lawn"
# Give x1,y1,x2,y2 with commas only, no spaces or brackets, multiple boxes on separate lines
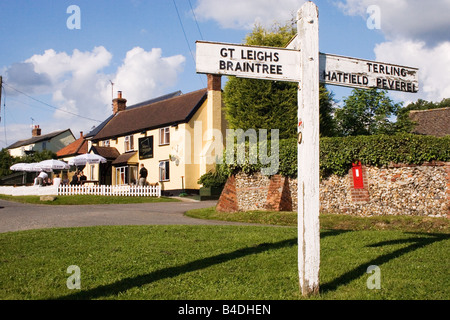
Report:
185,206,450,233
0,207,448,300
0,194,179,205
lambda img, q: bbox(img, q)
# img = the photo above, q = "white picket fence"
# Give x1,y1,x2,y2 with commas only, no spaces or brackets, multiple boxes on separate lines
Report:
58,184,161,197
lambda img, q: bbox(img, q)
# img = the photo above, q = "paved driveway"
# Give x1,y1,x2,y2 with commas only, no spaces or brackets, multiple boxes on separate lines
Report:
0,199,253,234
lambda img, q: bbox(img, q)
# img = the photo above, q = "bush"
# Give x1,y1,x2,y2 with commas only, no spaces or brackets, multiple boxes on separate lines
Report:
198,134,450,181
197,164,230,188
320,133,450,176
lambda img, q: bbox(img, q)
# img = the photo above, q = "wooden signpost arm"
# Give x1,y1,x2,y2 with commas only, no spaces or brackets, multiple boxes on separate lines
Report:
297,1,320,296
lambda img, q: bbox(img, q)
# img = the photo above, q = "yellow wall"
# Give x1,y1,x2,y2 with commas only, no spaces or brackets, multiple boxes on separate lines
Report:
96,89,226,191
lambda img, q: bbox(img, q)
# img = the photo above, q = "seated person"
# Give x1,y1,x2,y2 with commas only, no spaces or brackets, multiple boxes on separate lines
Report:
79,171,87,185
70,172,79,185
62,174,69,185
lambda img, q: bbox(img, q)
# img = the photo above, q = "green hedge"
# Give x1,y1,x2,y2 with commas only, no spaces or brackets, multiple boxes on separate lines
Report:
213,134,450,180
320,133,450,176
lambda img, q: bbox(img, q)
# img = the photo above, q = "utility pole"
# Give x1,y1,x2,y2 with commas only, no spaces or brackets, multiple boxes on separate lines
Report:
0,76,3,124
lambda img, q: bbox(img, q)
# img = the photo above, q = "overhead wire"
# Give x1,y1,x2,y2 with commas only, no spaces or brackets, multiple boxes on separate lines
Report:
1,84,7,146
2,82,102,123
188,0,203,40
172,0,205,87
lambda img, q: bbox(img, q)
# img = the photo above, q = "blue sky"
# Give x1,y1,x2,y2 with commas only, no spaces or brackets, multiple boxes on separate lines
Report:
1,0,449,149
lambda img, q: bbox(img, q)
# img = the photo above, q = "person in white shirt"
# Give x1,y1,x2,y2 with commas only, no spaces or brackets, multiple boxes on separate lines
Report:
53,174,61,186
37,170,48,186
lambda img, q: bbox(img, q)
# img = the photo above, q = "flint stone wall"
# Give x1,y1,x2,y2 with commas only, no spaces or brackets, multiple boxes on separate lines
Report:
216,162,450,218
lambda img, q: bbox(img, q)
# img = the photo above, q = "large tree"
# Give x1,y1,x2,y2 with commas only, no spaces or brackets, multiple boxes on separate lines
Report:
334,88,402,136
223,23,337,139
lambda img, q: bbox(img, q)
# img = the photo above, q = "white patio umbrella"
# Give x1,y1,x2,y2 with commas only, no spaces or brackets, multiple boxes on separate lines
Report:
68,153,107,166
10,163,29,171
10,163,42,172
36,159,70,171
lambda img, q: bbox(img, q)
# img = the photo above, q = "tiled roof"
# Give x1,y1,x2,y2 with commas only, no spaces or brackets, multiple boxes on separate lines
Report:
409,107,450,137
127,91,182,110
112,151,138,165
90,146,120,160
56,136,88,158
92,88,207,141
7,129,73,149
84,91,183,139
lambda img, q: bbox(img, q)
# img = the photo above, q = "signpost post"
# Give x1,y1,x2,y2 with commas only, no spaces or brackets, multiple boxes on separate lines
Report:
296,2,320,296
196,1,418,296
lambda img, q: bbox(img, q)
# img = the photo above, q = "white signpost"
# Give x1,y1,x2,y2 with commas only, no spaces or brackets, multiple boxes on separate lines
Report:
196,1,418,296
196,41,301,82
319,53,419,92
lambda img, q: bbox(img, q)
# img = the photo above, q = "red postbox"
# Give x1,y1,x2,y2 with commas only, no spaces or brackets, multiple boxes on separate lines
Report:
352,162,364,189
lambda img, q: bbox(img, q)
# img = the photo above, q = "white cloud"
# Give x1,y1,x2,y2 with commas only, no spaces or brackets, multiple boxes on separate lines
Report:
336,0,450,45
336,0,450,103
194,0,306,29
112,47,185,105
2,46,186,148
375,40,450,103
23,46,114,124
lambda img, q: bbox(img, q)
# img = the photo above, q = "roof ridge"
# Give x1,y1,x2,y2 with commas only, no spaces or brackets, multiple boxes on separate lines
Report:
7,128,72,149
410,107,450,113
126,90,183,110
122,88,207,113
91,88,208,141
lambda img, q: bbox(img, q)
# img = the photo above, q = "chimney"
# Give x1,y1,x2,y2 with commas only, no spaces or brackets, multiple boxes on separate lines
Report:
113,91,127,115
80,131,84,139
204,74,225,174
32,125,41,137
207,74,221,92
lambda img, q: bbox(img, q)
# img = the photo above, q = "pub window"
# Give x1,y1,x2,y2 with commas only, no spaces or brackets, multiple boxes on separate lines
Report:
115,165,138,185
124,135,134,152
116,166,127,185
89,164,95,180
159,127,170,146
159,160,169,181
102,140,110,147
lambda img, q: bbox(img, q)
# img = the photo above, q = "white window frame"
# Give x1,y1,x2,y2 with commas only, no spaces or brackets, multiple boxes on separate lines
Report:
159,160,170,181
89,164,95,180
102,140,110,147
116,166,127,185
124,135,134,152
115,165,138,185
159,127,170,146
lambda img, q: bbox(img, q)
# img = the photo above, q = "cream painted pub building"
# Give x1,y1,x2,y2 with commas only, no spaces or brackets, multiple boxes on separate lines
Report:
84,75,226,195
